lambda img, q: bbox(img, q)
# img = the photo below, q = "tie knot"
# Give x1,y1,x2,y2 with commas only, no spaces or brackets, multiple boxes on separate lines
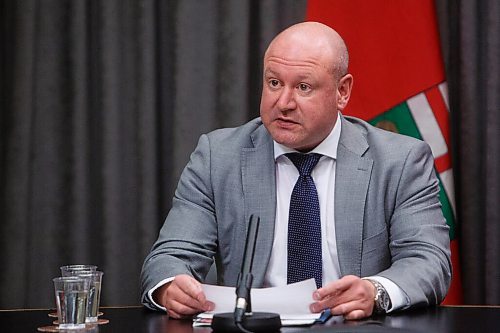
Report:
286,153,321,176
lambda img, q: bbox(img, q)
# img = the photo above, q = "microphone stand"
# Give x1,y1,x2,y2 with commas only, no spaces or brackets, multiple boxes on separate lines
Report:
212,215,281,332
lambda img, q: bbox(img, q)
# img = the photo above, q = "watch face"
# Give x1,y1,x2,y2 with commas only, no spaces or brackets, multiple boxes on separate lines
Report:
380,290,391,310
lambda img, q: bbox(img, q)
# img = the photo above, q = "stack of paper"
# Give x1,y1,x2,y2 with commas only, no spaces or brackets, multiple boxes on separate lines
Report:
194,279,325,327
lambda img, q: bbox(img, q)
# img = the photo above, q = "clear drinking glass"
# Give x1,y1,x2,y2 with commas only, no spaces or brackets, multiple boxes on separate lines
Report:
53,277,89,330
64,271,104,323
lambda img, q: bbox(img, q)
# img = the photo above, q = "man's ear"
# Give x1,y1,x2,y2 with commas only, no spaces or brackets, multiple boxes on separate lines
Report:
337,74,353,111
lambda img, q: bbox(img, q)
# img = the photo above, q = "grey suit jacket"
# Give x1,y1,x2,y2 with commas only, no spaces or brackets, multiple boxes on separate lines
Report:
141,115,451,310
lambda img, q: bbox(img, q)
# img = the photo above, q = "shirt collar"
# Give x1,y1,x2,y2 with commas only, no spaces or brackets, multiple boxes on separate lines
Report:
273,116,342,160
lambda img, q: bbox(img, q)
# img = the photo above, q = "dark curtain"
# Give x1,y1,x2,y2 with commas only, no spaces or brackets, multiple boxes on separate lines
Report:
0,0,307,308
0,0,498,309
438,0,500,304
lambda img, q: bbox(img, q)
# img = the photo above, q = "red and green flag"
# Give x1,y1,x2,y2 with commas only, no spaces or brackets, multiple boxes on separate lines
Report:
306,0,462,304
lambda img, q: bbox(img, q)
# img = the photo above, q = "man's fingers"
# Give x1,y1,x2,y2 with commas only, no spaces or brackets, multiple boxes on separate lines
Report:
169,285,206,310
167,299,202,318
331,299,372,319
311,276,361,311
167,309,182,319
332,280,374,306
175,275,207,304
344,309,369,320
314,275,359,300
158,274,214,318
167,307,193,320
168,276,214,311
205,300,215,311
311,276,375,319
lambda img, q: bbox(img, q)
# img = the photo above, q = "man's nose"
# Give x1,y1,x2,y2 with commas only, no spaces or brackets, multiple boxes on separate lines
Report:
277,87,297,111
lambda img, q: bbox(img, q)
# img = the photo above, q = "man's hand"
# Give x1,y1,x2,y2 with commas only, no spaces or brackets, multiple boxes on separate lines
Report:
153,274,214,319
310,275,376,320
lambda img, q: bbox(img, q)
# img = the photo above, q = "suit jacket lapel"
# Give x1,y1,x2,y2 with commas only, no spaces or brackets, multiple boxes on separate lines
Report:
335,116,373,277
241,124,276,286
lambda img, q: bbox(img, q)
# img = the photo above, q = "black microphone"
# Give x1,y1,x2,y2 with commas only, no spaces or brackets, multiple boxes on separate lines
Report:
233,214,258,324
212,215,281,333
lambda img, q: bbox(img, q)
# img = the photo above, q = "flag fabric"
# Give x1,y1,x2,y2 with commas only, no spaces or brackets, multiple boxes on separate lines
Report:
306,0,462,304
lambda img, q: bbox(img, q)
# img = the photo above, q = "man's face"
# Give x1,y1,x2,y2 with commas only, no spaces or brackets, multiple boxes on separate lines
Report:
260,47,340,152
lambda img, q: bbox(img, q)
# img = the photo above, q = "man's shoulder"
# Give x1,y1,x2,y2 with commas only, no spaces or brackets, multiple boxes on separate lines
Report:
205,117,269,148
344,115,428,151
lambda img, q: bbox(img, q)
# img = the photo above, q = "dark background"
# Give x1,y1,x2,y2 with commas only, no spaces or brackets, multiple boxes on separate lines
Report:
1,0,498,308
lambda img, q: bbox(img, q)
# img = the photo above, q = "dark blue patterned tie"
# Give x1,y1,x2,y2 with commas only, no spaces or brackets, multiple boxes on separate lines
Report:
286,153,322,289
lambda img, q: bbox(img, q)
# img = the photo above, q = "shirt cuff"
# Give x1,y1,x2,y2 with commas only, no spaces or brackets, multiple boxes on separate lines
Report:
363,276,410,312
147,276,176,312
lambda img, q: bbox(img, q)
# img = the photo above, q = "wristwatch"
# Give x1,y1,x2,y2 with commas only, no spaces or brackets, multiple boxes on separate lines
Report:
366,279,392,314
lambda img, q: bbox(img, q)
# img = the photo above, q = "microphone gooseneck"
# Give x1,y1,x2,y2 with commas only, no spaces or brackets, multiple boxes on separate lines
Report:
234,215,258,324
212,215,281,333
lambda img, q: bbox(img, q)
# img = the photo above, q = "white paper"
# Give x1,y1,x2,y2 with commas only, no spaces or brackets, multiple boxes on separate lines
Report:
199,278,321,325
193,316,318,327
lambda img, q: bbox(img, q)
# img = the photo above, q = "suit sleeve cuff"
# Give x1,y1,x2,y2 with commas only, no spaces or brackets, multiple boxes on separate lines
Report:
363,276,410,312
147,277,176,312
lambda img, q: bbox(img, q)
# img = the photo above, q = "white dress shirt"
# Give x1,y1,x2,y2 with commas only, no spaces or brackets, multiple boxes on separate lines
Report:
264,119,342,287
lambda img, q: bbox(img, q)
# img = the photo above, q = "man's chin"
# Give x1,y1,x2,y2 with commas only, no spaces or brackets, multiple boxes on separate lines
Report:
272,136,302,150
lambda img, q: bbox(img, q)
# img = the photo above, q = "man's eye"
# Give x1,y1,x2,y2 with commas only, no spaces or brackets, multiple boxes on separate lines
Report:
298,83,311,92
269,79,280,87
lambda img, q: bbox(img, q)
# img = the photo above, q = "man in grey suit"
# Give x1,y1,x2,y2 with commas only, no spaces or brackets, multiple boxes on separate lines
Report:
141,22,451,320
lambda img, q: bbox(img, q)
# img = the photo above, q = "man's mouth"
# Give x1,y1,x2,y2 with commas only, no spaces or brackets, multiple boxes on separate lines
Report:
275,118,299,128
